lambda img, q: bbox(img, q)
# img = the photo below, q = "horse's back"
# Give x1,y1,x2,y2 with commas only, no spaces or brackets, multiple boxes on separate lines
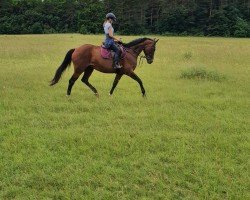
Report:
72,44,95,59
71,44,96,68
74,44,95,53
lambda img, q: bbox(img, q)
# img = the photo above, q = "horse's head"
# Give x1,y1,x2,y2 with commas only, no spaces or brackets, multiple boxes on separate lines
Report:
143,38,159,64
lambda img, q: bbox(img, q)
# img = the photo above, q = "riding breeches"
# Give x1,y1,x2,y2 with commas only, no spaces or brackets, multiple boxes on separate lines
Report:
109,43,121,64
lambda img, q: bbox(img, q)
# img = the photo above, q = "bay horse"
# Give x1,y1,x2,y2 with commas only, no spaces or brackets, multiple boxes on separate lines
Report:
50,37,159,97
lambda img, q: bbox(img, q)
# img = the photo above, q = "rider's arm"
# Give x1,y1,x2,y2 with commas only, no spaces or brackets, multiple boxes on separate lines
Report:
108,27,120,42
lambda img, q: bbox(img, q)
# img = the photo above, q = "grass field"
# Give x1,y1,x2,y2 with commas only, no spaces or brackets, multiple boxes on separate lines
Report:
0,34,249,199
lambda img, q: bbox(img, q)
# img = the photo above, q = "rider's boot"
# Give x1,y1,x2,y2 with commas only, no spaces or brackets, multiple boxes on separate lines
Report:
114,61,122,69
112,58,122,69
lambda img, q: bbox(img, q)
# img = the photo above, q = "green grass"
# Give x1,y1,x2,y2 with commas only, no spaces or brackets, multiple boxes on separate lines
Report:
0,34,249,199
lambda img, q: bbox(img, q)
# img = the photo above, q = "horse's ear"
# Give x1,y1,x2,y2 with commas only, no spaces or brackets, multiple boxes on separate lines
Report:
155,38,159,44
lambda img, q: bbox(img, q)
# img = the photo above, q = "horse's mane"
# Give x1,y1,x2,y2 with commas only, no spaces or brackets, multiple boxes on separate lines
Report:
122,37,153,48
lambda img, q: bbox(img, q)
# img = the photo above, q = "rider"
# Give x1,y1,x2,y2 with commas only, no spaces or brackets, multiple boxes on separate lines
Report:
103,13,122,69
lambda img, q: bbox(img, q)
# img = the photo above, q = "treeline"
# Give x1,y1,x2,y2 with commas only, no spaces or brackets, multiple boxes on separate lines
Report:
0,0,249,37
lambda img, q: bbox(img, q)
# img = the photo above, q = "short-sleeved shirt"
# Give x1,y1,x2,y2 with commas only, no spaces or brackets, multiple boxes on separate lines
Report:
103,22,114,48
104,22,114,35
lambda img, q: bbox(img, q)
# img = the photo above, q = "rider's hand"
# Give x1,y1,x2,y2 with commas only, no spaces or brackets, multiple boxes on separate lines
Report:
115,38,122,43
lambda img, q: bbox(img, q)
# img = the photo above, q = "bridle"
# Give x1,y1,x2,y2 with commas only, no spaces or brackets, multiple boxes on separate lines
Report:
120,38,159,67
127,43,154,67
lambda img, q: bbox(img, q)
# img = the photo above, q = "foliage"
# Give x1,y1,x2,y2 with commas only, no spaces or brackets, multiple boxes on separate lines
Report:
158,6,194,34
79,25,88,34
0,0,249,37
207,10,231,36
234,17,250,37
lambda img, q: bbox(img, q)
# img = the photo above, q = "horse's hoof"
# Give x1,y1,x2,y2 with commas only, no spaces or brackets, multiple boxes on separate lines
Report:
66,94,70,97
109,93,112,97
143,94,147,98
95,93,99,98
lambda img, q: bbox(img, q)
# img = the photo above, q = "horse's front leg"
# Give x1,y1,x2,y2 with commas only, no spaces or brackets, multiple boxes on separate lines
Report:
128,72,146,97
109,73,123,96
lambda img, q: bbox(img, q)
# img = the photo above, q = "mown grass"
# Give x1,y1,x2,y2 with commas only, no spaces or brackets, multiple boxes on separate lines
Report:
0,34,249,199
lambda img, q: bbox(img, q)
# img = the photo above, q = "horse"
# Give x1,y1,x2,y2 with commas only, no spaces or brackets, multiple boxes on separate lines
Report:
50,37,159,97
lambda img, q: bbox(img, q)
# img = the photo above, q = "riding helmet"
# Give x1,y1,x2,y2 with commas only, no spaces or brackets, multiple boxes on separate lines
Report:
106,13,117,21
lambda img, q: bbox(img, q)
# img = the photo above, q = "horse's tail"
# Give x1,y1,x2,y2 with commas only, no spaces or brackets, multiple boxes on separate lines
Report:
50,48,75,86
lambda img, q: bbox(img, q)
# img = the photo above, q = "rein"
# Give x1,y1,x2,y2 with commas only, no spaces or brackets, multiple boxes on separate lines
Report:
126,46,148,67
138,55,146,67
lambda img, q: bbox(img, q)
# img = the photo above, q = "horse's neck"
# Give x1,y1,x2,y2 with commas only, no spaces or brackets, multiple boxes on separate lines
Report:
131,43,145,57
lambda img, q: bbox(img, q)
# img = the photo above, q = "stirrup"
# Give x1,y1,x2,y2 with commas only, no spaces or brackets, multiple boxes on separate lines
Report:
113,61,122,69
114,64,122,69
114,63,122,69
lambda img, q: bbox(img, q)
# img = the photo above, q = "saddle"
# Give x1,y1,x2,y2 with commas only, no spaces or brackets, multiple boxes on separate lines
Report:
100,43,126,59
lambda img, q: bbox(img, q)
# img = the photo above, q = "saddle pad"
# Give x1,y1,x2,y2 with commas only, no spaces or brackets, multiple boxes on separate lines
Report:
100,46,113,59
100,45,126,59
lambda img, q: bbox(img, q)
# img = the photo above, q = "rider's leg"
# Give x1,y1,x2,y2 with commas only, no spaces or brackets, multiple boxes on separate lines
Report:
109,43,122,69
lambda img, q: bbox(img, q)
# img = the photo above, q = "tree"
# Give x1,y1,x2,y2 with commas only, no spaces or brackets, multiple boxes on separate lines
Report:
234,17,250,37
207,10,230,36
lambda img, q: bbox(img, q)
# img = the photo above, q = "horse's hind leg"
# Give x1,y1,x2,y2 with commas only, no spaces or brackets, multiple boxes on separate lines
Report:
67,72,81,96
81,66,98,96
